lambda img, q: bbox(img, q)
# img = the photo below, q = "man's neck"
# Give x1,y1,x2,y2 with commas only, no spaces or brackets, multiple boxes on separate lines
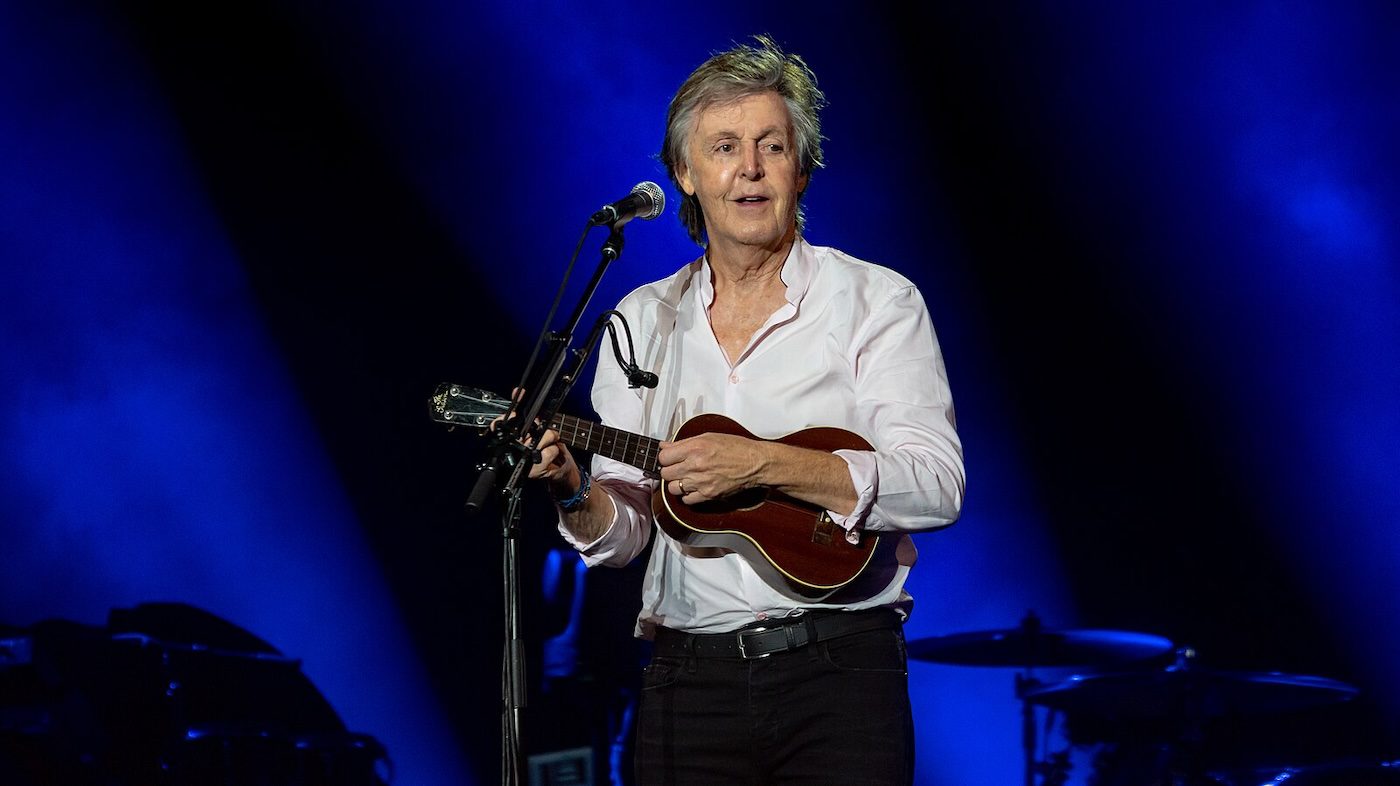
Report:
707,234,796,300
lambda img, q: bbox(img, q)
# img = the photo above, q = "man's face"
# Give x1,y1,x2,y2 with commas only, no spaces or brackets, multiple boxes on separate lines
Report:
677,91,808,254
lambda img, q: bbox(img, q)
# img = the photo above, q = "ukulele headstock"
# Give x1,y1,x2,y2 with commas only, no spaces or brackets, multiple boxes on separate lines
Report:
429,384,512,430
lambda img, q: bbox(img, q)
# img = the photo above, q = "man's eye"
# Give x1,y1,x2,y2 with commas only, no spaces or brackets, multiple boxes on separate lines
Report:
716,143,734,153
766,143,785,153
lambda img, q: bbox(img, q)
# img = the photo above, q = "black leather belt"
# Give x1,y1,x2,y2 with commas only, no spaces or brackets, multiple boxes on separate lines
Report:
652,609,901,660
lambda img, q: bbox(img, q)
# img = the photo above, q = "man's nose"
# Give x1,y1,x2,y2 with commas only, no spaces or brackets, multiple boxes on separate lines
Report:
740,144,763,179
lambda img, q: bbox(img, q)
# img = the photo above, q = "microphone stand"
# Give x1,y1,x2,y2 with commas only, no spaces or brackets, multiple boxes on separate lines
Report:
467,223,629,786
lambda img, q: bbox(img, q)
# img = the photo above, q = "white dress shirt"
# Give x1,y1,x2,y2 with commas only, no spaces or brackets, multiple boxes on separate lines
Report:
558,237,964,634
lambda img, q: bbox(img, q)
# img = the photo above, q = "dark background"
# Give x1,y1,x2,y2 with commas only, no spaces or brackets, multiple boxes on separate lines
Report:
3,2,1398,784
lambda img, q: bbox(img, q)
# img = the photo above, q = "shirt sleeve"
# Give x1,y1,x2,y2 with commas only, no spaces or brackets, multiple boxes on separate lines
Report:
554,302,658,568
838,284,965,533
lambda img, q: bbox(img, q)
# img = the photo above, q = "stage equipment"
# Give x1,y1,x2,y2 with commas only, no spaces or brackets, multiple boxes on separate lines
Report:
908,611,1174,786
453,183,662,785
588,181,664,227
1025,663,1358,722
0,603,387,785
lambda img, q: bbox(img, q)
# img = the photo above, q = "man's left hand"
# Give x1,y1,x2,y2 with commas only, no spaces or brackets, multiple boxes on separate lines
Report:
657,433,770,504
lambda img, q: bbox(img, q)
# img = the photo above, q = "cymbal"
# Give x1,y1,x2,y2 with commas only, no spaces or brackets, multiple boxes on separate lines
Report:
1025,668,1359,721
907,627,1174,667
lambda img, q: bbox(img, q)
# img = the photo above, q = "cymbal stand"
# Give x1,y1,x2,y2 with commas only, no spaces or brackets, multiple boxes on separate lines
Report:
1017,672,1072,786
1018,669,1043,786
1014,611,1070,786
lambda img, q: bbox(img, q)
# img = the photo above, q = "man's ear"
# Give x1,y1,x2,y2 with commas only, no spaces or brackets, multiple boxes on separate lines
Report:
676,161,696,196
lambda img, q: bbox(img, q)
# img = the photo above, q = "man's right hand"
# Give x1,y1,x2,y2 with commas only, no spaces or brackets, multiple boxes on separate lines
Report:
528,427,582,500
488,392,582,500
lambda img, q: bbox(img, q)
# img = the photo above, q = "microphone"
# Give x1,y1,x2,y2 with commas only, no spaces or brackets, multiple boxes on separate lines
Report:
590,181,665,227
627,368,659,389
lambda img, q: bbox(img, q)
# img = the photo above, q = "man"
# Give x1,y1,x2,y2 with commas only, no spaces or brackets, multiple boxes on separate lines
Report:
526,36,964,784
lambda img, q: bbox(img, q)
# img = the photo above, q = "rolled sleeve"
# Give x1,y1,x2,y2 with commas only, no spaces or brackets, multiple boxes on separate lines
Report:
826,449,877,543
554,454,655,567
850,285,965,532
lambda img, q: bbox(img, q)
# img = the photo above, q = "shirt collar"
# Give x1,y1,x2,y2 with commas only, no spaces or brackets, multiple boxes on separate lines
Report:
696,236,815,309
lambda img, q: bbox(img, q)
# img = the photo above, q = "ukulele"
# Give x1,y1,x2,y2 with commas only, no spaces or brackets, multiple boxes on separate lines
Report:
430,384,879,598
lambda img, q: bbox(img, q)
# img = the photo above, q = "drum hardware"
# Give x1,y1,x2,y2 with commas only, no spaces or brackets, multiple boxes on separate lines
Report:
909,613,1381,785
908,611,1175,786
907,612,1175,668
0,604,389,784
1025,648,1362,786
1024,648,1359,722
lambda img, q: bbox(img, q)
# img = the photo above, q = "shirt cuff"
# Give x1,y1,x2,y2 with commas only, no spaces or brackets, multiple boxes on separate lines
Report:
554,489,621,561
828,449,877,543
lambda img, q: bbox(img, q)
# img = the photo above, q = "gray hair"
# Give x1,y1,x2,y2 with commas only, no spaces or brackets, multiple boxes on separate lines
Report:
660,35,827,246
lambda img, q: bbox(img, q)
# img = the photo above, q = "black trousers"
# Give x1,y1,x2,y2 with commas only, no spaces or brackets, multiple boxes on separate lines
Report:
634,619,914,785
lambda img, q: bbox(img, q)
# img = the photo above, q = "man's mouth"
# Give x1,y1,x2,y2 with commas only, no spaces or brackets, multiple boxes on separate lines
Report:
735,196,768,204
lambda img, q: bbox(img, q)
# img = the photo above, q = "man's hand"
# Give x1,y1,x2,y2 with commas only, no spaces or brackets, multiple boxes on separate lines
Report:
658,432,770,504
659,431,860,516
490,396,580,499
488,393,610,544
526,427,581,498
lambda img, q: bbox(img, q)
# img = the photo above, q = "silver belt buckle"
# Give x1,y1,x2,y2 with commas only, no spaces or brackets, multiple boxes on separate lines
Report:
736,626,773,659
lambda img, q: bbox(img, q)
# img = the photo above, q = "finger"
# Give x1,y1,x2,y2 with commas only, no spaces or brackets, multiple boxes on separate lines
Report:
657,441,691,467
529,442,574,470
529,445,560,478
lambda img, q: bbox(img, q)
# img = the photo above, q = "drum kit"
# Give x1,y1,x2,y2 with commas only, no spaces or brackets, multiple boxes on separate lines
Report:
908,612,1395,786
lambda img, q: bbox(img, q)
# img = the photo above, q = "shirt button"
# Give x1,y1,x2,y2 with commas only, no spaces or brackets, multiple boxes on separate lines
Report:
728,373,739,384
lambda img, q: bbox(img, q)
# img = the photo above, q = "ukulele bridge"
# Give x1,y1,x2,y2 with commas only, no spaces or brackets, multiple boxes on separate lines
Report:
811,512,837,545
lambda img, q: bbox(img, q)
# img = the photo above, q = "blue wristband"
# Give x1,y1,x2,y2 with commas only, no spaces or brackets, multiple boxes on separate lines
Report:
554,466,591,511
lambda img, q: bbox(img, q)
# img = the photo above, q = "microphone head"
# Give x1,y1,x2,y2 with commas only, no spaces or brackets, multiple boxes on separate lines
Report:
630,181,665,221
627,368,659,389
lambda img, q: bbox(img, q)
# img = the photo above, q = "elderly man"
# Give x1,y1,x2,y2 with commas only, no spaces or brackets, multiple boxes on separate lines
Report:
526,36,964,784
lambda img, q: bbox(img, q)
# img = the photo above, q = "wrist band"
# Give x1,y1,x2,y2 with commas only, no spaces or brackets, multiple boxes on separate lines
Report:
554,466,591,512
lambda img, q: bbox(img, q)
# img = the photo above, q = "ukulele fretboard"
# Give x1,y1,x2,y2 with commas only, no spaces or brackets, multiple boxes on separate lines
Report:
551,413,661,476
